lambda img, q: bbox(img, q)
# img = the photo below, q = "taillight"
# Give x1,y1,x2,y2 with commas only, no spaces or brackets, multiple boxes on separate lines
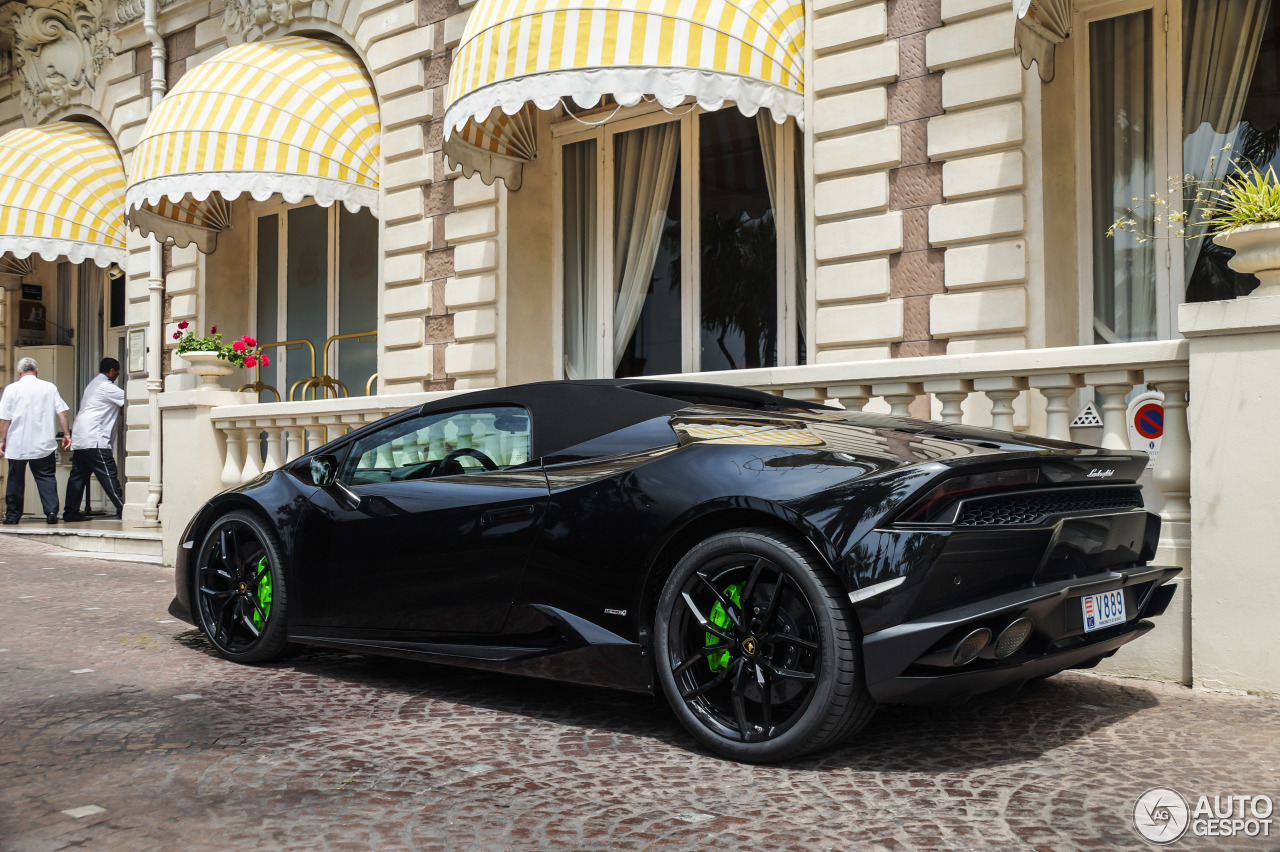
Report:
898,468,1040,523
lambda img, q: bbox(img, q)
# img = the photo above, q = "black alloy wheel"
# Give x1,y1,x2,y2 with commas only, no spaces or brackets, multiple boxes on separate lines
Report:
193,510,290,663
654,528,875,762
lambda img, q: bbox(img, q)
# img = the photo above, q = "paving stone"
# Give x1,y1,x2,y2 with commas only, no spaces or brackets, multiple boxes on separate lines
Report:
1,534,1278,851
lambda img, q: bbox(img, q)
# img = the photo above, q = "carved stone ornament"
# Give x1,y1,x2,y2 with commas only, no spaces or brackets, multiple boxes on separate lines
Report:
11,0,115,113
222,0,329,36
115,0,176,25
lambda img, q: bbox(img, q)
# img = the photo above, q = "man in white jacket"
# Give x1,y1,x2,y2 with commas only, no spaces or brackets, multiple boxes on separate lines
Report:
64,358,126,521
0,357,72,524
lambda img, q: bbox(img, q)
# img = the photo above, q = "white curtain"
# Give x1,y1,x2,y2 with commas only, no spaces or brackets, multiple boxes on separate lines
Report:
562,139,597,380
612,122,680,369
1181,0,1271,281
755,112,808,360
1090,12,1156,343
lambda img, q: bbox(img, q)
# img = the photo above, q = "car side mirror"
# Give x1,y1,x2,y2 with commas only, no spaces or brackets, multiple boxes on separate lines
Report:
309,454,338,488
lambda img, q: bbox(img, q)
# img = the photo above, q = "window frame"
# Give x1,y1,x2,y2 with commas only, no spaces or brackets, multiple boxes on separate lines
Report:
551,101,802,378
248,198,344,386
1073,0,1185,344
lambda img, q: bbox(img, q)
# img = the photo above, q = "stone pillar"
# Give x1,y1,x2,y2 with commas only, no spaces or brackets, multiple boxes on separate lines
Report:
1180,294,1280,697
158,389,254,566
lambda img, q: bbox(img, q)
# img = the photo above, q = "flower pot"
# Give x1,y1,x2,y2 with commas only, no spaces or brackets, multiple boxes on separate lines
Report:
180,351,234,391
1212,221,1280,297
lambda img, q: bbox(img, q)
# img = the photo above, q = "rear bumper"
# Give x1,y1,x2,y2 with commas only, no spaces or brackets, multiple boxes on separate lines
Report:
862,564,1180,704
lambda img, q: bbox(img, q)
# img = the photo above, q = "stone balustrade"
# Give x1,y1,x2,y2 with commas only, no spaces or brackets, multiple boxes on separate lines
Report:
205,340,1190,537
210,390,460,487
653,340,1192,539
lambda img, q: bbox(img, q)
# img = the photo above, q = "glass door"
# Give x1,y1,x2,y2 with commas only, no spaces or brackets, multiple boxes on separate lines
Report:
1086,6,1162,343
253,203,379,399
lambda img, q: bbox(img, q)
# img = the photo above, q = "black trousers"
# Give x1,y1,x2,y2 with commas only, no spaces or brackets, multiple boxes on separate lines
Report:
6,453,59,520
65,448,124,517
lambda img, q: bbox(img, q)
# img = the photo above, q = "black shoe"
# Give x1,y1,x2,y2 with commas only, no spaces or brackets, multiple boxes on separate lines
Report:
64,512,87,522
3,518,18,525
46,513,58,525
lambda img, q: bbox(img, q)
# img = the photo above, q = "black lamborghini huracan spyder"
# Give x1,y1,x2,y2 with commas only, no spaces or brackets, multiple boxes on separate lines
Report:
169,379,1179,762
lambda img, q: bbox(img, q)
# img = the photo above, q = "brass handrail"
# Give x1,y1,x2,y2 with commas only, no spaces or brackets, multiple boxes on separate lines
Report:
365,372,378,396
237,338,318,401
292,330,377,401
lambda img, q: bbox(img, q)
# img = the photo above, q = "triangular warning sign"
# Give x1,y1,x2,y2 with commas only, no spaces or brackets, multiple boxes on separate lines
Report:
1070,400,1102,428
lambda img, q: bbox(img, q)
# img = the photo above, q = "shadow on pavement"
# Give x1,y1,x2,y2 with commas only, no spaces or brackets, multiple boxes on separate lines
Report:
172,628,1159,771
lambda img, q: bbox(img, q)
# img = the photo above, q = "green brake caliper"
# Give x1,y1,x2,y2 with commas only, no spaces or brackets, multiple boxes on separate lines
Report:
251,556,273,629
706,583,742,672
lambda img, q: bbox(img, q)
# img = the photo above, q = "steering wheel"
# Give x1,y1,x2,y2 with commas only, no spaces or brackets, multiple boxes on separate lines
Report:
438,447,498,475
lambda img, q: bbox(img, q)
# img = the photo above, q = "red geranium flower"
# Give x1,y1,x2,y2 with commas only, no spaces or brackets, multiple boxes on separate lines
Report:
177,320,189,330
244,355,257,368
232,341,246,352
244,336,257,347
260,355,270,367
172,331,181,339
210,326,217,333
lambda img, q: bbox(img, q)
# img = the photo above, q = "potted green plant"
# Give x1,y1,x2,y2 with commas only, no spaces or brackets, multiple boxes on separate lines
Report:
1205,166,1280,297
1110,160,1280,298
172,322,269,391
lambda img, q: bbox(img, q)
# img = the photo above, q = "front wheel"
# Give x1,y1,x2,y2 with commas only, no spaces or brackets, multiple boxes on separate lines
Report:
654,528,875,762
193,510,290,663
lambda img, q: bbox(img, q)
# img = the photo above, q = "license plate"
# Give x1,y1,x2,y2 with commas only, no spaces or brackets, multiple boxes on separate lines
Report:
1081,589,1126,632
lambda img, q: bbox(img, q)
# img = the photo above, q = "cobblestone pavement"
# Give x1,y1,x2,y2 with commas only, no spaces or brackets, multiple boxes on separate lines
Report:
2,535,1279,852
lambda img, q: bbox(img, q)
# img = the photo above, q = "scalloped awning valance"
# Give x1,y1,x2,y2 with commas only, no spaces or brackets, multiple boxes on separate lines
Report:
0,120,126,270
1016,0,1071,83
125,36,380,252
443,0,806,190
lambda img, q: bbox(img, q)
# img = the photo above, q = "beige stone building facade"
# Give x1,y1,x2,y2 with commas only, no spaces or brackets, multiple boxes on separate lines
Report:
0,0,1278,696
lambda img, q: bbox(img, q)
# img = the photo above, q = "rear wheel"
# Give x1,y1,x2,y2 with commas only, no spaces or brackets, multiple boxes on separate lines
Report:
654,528,875,762
193,510,289,663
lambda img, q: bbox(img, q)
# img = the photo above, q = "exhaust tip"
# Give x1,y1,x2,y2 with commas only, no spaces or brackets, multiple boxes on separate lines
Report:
952,628,992,666
994,617,1035,659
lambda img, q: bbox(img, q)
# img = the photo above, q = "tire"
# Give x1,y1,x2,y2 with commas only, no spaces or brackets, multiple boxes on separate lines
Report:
653,527,875,763
192,510,290,664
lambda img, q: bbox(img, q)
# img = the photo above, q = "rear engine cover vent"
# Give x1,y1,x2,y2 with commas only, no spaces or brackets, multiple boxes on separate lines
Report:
956,487,1143,527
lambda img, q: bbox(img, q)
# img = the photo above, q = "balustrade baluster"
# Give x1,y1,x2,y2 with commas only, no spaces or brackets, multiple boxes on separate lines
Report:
240,426,264,483
1084,370,1142,450
285,421,308,463
923,379,972,425
1145,368,1191,528
973,377,1028,433
262,425,284,472
1030,374,1085,441
873,382,923,418
827,384,871,413
306,424,324,454
220,424,243,487
782,387,827,406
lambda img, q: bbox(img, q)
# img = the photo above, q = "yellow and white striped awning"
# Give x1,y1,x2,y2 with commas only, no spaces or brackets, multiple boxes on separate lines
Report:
443,0,806,189
0,121,126,269
126,36,380,252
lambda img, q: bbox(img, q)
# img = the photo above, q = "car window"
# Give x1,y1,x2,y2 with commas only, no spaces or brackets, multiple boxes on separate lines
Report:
340,405,532,486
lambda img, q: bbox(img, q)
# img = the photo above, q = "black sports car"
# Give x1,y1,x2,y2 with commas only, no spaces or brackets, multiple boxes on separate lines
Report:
169,379,1179,762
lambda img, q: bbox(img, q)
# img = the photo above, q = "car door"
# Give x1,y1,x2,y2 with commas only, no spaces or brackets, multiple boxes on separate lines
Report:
299,404,548,635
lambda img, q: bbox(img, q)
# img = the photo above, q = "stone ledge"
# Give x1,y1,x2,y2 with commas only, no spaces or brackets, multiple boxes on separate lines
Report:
1178,293,1280,337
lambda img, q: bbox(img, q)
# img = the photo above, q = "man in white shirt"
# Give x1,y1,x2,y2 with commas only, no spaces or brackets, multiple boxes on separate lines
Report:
0,357,72,524
64,358,126,521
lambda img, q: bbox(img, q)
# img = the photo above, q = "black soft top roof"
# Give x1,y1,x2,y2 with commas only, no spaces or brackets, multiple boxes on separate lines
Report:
418,379,830,459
